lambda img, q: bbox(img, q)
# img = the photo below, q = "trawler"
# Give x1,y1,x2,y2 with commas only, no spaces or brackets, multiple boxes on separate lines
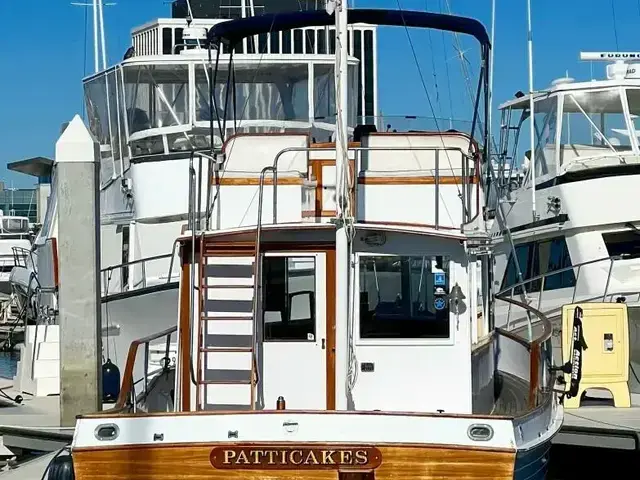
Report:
490,52,640,350
0,212,32,296
8,0,378,398
52,7,573,480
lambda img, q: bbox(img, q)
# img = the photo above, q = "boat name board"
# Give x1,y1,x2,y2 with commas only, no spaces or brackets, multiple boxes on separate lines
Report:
210,446,382,469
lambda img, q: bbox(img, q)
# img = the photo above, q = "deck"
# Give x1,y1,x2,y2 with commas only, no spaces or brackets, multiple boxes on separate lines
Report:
510,309,640,451
0,380,71,453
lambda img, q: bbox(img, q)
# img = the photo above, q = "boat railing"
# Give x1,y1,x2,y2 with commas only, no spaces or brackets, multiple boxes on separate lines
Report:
490,294,554,410
101,240,180,295
11,247,36,270
496,253,634,328
267,144,479,227
108,325,178,413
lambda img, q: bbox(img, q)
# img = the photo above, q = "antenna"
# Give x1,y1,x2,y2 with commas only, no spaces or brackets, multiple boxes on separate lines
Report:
71,1,116,73
526,0,537,220
580,51,640,61
488,0,495,164
579,52,640,80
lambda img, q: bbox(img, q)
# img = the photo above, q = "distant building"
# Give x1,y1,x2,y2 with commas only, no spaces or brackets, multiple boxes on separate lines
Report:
0,188,38,223
6,156,53,225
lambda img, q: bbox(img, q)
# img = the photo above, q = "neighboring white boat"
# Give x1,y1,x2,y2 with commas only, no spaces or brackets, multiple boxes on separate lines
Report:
65,8,567,480
9,0,379,400
0,213,32,295
490,52,640,338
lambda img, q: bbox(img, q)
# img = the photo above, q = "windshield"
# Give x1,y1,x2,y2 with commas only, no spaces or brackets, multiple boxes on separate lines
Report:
194,62,358,130
195,63,309,124
560,89,630,150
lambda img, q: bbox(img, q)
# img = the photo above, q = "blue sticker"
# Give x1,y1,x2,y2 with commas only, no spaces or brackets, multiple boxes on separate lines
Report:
434,297,447,311
434,272,446,286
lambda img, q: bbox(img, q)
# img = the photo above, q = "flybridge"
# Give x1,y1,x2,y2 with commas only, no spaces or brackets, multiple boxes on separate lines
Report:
579,51,640,80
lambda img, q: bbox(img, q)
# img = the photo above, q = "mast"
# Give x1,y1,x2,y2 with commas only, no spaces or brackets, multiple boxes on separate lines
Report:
92,0,99,72
98,0,108,70
526,0,537,220
331,0,351,410
71,0,111,73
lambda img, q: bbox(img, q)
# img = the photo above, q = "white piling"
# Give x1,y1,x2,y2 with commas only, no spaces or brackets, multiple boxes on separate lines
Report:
55,115,102,426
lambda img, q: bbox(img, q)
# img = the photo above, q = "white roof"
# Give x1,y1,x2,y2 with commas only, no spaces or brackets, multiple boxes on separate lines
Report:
498,77,640,110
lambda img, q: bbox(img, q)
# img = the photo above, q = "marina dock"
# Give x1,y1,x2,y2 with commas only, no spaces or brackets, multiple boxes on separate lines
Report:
0,381,71,453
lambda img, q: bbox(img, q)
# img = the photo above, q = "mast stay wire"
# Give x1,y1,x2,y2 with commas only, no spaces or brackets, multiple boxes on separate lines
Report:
395,0,467,206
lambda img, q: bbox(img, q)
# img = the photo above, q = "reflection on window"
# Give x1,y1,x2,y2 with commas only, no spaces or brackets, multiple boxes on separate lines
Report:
532,96,557,177
263,257,316,341
502,237,575,293
626,89,640,141
560,90,631,163
195,64,309,124
359,256,450,339
123,64,189,132
1,218,29,234
313,64,358,126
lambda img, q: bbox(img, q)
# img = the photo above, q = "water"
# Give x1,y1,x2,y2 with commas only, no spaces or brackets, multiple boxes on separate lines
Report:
0,350,19,379
548,445,637,478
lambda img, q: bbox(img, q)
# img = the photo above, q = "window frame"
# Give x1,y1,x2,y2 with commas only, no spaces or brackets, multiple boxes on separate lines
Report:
500,236,575,294
262,252,319,343
355,252,455,347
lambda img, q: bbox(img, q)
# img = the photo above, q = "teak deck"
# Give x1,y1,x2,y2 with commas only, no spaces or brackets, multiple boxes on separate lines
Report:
72,444,516,479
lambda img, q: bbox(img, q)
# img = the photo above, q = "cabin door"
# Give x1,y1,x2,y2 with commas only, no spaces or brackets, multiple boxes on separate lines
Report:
261,252,327,409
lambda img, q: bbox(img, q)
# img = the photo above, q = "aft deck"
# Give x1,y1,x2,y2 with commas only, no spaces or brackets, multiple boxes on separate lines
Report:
510,308,640,451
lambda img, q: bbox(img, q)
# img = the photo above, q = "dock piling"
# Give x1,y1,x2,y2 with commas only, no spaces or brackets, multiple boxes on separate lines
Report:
55,115,102,426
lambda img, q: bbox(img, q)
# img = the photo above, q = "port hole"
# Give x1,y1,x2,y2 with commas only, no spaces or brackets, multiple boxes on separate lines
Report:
95,424,119,441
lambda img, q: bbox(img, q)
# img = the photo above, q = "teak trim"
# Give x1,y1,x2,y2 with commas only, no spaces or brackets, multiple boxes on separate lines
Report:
114,325,178,410
179,259,191,411
357,176,478,185
215,177,306,186
493,294,553,410
50,237,59,287
72,440,515,454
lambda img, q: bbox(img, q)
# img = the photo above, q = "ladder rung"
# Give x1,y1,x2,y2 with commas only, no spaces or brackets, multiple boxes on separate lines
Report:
200,347,253,353
199,379,252,385
201,316,254,321
201,284,254,289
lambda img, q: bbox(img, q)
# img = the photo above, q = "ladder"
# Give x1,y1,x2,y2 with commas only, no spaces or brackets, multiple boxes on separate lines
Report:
196,239,258,411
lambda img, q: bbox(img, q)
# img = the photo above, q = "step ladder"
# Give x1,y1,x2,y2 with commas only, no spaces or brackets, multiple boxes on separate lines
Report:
197,243,258,411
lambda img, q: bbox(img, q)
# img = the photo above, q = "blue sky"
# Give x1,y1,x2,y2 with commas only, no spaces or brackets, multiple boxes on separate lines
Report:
0,0,637,187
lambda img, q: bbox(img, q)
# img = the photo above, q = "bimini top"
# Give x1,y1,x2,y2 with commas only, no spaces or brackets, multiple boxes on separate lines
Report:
207,8,490,48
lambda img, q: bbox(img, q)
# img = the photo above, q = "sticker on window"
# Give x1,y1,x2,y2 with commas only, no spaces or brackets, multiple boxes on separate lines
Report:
307,333,315,341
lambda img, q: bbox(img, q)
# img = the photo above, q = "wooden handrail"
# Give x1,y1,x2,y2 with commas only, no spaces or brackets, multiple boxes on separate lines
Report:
115,325,177,410
493,294,553,409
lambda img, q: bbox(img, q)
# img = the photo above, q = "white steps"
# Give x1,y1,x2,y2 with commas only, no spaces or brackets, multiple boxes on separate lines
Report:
14,325,60,397
199,254,256,411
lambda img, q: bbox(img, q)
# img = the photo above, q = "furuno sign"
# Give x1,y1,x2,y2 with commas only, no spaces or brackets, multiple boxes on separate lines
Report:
210,446,382,470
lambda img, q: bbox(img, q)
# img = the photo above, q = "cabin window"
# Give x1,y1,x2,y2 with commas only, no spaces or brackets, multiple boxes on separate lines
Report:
501,237,575,293
121,225,130,287
317,29,327,54
560,89,631,166
603,230,640,258
293,29,303,54
262,257,316,342
532,97,557,177
358,255,450,339
162,28,172,55
270,32,280,53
